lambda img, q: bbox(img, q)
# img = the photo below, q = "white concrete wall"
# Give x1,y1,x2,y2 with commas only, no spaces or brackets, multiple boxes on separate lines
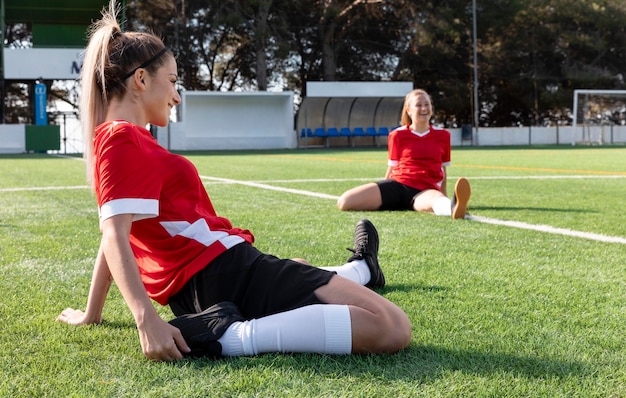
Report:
4,109,625,154
583,125,626,145
158,91,296,151
3,48,83,80
160,118,624,150
0,124,26,153
306,81,413,97
446,125,626,146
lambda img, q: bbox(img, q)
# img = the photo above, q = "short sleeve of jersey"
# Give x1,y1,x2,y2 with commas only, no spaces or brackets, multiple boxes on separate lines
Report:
441,128,451,166
94,123,162,222
387,127,402,166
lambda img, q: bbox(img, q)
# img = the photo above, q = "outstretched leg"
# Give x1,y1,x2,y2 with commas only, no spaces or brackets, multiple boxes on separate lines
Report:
417,177,471,219
337,183,382,211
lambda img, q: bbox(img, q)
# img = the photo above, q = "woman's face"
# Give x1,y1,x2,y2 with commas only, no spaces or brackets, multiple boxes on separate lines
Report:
406,93,432,126
144,56,181,127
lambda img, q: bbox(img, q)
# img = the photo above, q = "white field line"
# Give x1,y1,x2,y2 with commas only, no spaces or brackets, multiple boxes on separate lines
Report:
200,174,626,245
50,154,84,161
1,174,621,192
466,215,626,244
2,175,623,244
0,186,89,192
201,176,338,199
459,175,626,179
201,175,626,185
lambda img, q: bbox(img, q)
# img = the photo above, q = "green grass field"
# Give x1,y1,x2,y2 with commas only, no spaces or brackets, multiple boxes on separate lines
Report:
1,146,625,397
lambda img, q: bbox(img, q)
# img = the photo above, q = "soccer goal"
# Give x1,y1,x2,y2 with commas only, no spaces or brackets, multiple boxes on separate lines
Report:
572,89,626,145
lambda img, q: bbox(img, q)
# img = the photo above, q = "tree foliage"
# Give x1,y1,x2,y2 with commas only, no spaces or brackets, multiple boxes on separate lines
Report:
4,0,626,127
477,0,626,126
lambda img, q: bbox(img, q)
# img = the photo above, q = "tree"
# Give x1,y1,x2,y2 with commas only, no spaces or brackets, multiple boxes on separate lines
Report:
479,0,626,126
395,0,477,126
120,0,626,127
127,0,250,91
2,22,33,123
235,0,273,90
316,0,411,81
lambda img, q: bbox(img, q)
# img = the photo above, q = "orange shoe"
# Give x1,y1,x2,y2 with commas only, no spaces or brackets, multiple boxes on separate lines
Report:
451,177,471,219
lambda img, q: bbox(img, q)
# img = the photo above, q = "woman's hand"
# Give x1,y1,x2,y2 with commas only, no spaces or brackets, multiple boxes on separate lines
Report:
56,307,101,326
137,313,190,361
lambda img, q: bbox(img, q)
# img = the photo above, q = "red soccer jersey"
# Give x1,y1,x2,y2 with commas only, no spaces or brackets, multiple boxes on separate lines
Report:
387,125,451,191
93,121,254,305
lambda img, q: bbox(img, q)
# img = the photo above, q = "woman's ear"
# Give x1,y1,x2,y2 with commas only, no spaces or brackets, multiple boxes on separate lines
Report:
133,69,147,89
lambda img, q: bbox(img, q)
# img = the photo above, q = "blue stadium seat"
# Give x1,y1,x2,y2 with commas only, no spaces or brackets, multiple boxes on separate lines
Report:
364,127,378,146
339,127,353,146
378,127,389,136
314,127,327,137
352,127,365,136
327,127,339,137
299,127,313,148
312,127,329,147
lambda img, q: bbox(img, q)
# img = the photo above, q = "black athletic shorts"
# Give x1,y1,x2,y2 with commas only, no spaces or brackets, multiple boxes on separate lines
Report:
168,243,335,319
376,179,423,210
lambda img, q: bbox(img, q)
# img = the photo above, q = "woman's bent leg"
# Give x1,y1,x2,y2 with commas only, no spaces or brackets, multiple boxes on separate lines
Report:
219,303,353,356
315,275,411,353
219,275,410,356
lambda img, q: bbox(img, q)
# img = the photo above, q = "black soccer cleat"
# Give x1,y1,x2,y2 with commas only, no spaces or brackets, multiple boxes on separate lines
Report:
168,301,245,358
346,219,385,289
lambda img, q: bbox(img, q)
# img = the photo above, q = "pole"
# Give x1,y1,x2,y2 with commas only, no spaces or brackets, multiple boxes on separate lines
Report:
472,0,479,146
1,0,5,123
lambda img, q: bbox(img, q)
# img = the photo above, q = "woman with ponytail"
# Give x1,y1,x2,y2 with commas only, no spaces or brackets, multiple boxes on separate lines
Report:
56,1,410,362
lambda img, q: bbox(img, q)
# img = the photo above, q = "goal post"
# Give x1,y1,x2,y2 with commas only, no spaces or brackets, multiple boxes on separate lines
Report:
572,89,626,145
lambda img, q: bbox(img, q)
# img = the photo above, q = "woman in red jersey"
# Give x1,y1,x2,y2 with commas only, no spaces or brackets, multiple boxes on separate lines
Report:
337,89,471,219
56,1,410,362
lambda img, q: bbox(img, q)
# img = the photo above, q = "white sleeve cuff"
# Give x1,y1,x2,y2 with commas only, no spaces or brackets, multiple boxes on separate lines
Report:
99,198,159,223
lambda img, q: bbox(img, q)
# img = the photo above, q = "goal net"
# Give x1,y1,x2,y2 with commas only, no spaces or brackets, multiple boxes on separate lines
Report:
572,89,626,145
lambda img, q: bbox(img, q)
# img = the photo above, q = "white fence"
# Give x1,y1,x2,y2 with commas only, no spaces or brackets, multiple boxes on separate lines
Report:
449,125,626,147
0,124,25,153
3,124,626,154
3,119,626,154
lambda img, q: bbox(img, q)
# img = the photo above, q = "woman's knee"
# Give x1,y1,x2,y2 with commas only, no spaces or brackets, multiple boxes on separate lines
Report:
377,309,411,352
337,194,353,211
352,303,411,353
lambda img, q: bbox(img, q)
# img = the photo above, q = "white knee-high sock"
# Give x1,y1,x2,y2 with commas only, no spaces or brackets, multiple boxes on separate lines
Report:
319,260,371,285
432,196,452,216
218,304,352,356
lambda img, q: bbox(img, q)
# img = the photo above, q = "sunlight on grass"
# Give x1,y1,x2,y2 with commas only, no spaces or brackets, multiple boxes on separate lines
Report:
1,146,625,396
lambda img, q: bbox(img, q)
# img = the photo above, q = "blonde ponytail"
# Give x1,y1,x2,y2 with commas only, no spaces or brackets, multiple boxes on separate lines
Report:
80,0,170,189
80,0,122,187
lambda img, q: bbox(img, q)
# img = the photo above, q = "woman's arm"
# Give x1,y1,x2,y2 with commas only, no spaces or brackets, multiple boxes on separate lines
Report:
99,214,189,361
384,166,394,179
441,166,448,197
56,241,113,325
